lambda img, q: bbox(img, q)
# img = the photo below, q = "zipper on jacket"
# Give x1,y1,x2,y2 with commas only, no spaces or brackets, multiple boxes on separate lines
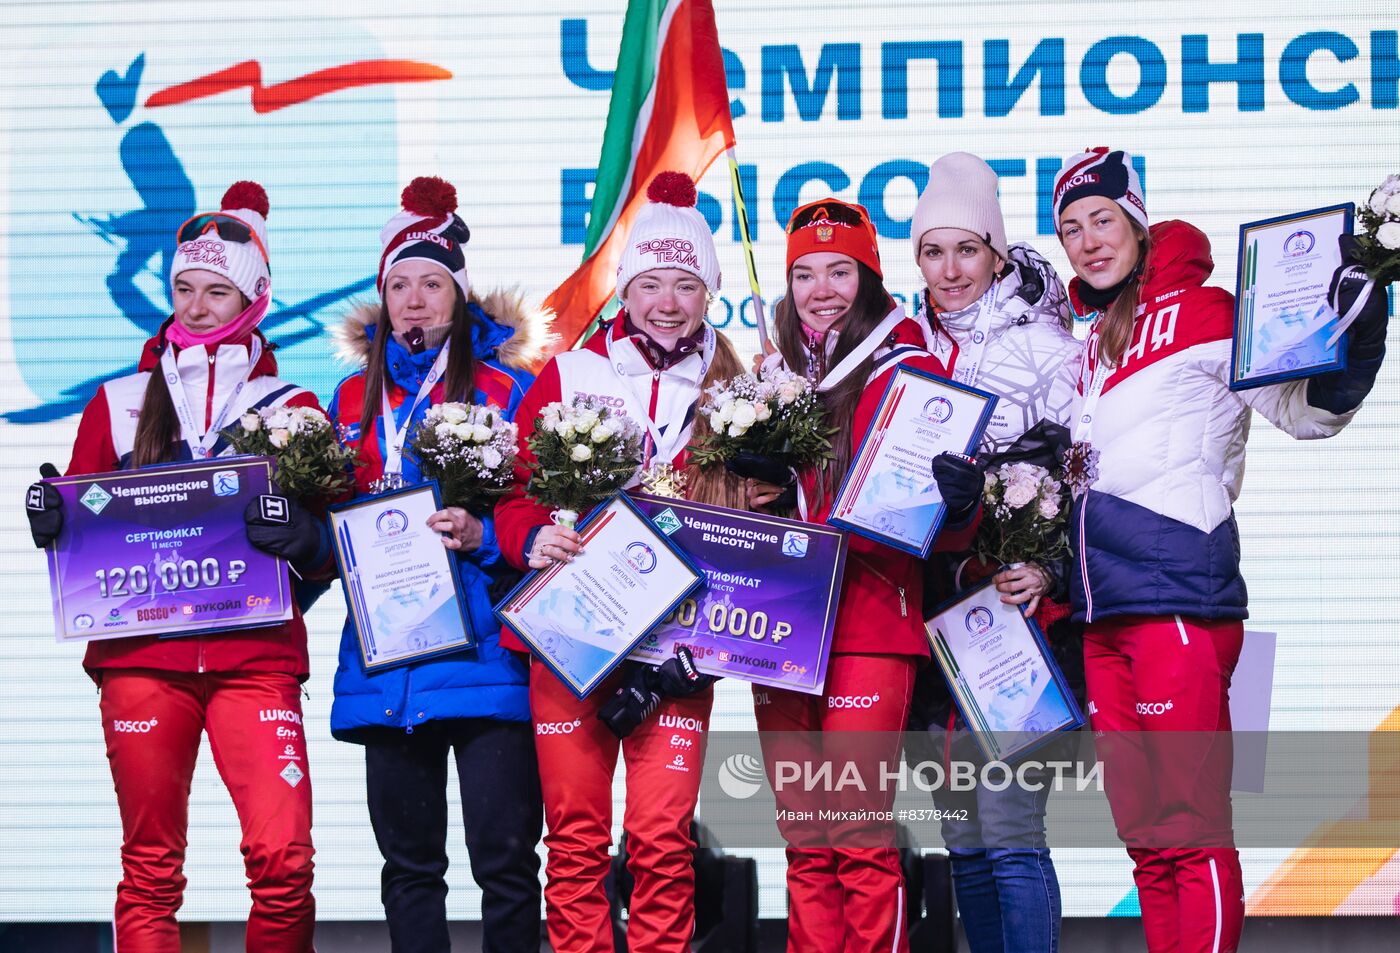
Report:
197,636,205,674
646,370,661,463
205,351,217,431
1077,493,1093,623
855,554,908,618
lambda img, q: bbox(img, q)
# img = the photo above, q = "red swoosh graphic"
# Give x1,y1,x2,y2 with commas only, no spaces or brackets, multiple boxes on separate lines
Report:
145,59,452,113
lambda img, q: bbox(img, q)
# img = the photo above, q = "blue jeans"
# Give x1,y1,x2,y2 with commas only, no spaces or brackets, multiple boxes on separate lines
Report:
933,759,1061,953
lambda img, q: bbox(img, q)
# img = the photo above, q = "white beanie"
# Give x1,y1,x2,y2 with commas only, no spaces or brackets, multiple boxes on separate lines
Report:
379,176,471,300
910,152,1009,261
616,172,721,297
172,181,271,301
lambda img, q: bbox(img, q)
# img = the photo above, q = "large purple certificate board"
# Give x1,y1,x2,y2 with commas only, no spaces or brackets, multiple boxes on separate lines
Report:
628,494,848,696
43,457,292,642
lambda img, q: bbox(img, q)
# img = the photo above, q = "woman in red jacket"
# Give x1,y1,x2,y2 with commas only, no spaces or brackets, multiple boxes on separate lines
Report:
24,183,329,953
494,172,746,953
747,198,984,953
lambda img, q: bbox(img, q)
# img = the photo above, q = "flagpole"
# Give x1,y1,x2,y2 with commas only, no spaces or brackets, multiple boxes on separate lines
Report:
725,145,772,353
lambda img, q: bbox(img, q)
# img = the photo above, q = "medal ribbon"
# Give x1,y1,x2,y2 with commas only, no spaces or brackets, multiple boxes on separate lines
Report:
816,306,907,393
945,281,1001,388
1074,323,1113,444
380,342,452,480
607,324,716,466
161,338,262,459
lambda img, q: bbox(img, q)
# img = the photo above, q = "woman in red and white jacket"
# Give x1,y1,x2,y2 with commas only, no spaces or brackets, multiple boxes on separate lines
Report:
1053,148,1389,953
494,172,747,953
744,198,983,953
24,183,329,953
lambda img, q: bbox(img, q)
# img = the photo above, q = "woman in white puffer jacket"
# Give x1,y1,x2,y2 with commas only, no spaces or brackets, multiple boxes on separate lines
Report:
906,151,1083,953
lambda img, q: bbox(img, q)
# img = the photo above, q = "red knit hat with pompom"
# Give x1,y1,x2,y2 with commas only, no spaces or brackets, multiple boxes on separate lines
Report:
378,175,472,299
615,170,721,297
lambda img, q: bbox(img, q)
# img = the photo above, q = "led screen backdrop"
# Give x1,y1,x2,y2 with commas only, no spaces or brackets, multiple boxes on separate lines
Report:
1,0,1397,922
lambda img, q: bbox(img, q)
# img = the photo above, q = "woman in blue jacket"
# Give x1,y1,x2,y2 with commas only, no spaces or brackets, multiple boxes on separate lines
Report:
327,177,553,953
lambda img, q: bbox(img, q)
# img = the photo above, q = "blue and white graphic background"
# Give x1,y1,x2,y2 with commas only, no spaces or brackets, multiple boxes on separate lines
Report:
1,0,1397,923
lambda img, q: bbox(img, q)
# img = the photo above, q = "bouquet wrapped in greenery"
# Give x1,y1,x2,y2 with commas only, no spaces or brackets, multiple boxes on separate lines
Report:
405,402,518,512
525,396,644,527
688,365,835,470
222,405,357,502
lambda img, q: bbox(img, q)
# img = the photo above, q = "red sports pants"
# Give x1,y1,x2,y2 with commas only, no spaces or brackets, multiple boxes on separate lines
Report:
1084,615,1245,953
99,670,315,953
753,653,916,953
531,664,712,953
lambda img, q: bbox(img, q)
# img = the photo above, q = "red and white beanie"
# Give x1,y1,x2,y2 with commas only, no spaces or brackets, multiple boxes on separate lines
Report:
378,176,471,299
1052,147,1148,234
172,181,271,301
616,172,721,296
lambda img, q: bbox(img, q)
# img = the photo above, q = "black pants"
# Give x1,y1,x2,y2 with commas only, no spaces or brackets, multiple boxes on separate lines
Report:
363,718,543,953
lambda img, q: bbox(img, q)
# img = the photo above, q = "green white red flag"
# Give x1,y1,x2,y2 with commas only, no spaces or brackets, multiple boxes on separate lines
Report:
541,0,736,355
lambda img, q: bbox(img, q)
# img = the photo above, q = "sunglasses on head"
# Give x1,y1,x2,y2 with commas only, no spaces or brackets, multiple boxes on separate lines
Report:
176,213,269,265
786,199,879,241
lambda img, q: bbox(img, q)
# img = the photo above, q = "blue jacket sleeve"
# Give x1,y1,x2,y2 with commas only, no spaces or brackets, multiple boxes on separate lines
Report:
462,513,501,570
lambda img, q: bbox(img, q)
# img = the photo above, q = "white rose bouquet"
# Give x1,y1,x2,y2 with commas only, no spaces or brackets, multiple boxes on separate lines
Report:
1356,174,1400,286
688,366,835,470
971,461,1070,569
525,396,644,527
404,402,518,513
221,405,358,502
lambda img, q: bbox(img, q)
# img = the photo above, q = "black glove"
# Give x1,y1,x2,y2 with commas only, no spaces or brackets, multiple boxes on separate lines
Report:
1308,234,1390,414
1328,234,1381,322
598,648,715,739
25,463,63,548
597,663,661,740
653,646,719,698
726,451,797,510
932,452,984,520
725,450,792,486
244,493,326,571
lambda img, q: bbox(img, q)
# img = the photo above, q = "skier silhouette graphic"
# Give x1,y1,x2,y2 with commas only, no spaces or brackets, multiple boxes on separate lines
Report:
75,54,196,338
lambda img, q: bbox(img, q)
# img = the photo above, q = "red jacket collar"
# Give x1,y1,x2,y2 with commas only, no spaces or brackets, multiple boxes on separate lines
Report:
1069,219,1215,315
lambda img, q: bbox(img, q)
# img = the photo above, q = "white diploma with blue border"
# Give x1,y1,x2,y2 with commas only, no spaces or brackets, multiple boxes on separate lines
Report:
495,493,705,699
926,580,1084,762
1231,203,1353,390
828,365,996,557
329,481,475,673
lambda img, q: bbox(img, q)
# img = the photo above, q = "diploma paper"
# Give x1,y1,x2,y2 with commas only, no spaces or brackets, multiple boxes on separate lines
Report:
829,366,996,557
926,581,1083,762
330,482,474,672
1232,204,1353,390
496,493,704,698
